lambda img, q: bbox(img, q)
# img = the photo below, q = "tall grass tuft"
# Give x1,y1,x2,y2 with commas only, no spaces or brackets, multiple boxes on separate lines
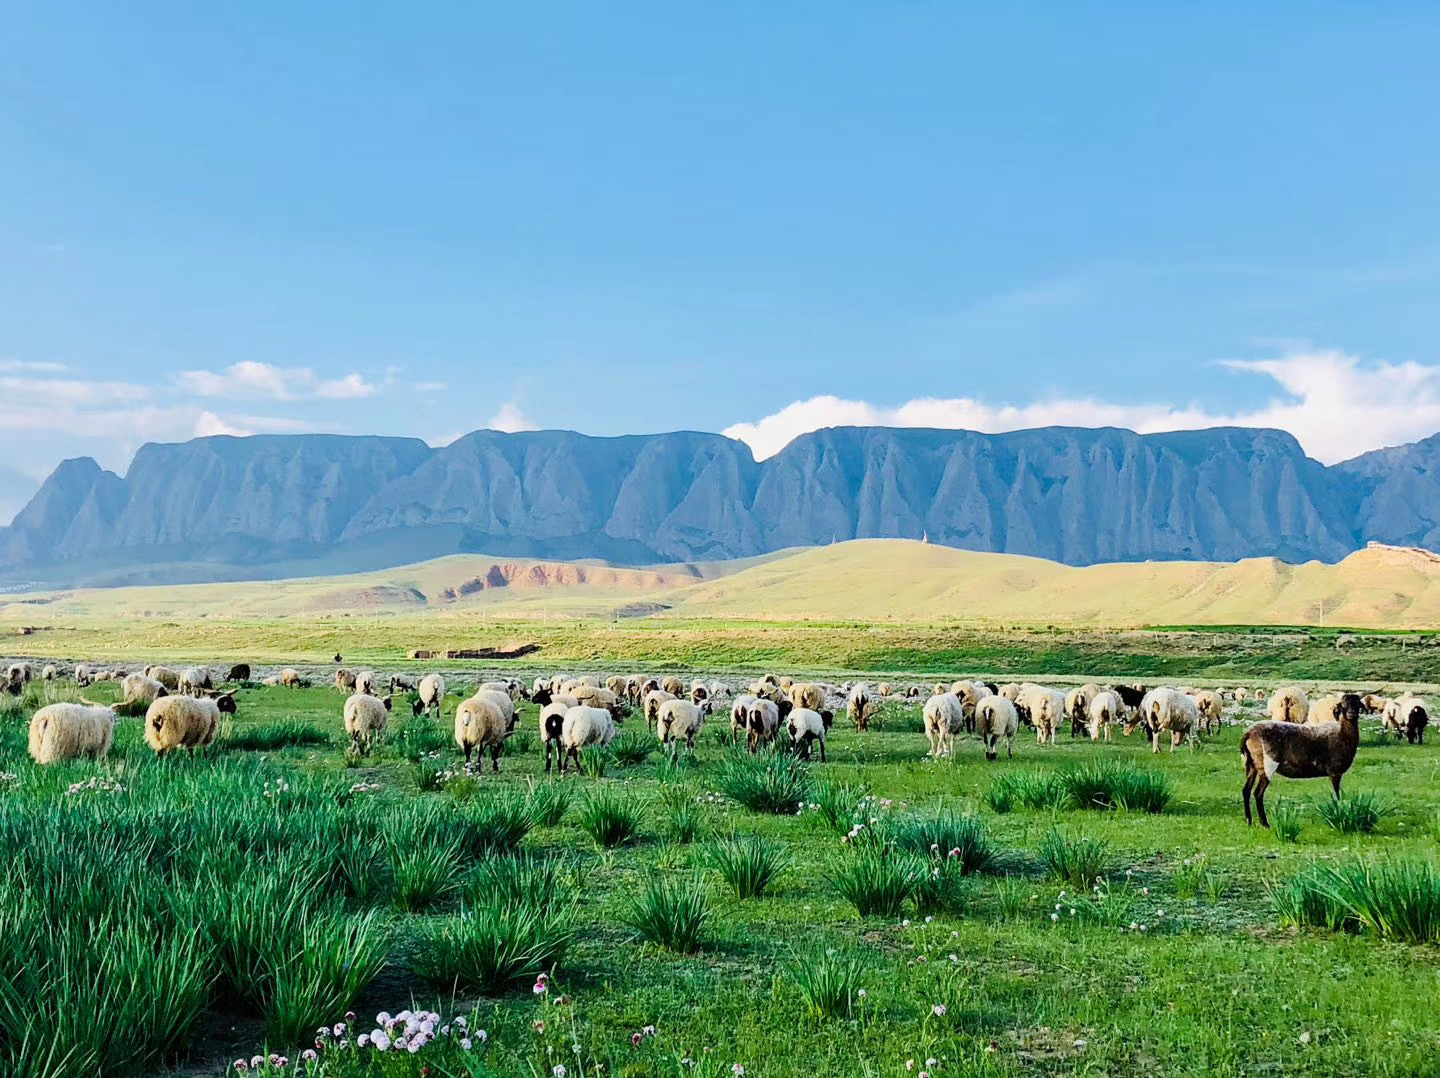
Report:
984,770,1067,813
1315,793,1389,835
712,747,813,814
1301,857,1440,942
390,838,462,911
578,744,614,778
612,729,660,766
525,779,574,828
1271,799,1304,844
225,721,330,752
785,949,868,1020
467,853,578,914
1057,760,1174,813
577,785,643,848
829,846,921,918
888,809,997,874
623,875,710,952
704,833,788,899
415,898,574,992
1038,829,1115,890
809,778,869,832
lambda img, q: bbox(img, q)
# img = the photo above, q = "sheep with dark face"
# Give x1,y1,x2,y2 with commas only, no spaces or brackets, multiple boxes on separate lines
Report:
746,697,793,753
730,694,758,743
1064,683,1100,738
922,693,964,759
344,693,393,754
1130,688,1197,753
847,683,873,730
657,698,711,750
975,695,1019,761
413,673,446,718
1241,692,1364,827
1385,694,1430,744
786,707,833,761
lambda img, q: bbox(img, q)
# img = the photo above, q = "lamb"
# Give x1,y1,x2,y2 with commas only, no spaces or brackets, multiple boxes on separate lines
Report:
847,683,872,731
1065,684,1100,738
788,682,824,711
344,693,392,754
644,689,677,730
28,702,116,763
1018,686,1067,745
1241,692,1364,826
1086,689,1123,743
1131,688,1197,753
923,693,965,758
1191,689,1224,735
353,670,378,697
144,694,234,755
226,663,251,683
454,693,514,770
559,705,617,773
121,673,169,709
660,675,685,697
730,694,758,743
179,666,214,696
413,673,446,718
1266,686,1308,724
278,668,303,688
539,695,580,772
657,698,711,750
145,665,181,691
974,695,1019,761
745,697,792,752
786,707,832,762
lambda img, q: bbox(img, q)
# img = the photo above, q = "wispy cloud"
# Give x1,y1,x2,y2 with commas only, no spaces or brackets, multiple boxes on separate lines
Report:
722,350,1440,465
0,359,69,374
487,401,536,433
173,360,377,401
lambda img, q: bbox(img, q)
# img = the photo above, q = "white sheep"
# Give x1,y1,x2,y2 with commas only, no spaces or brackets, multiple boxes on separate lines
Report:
847,682,873,731
690,680,710,706
121,673,169,709
1266,686,1308,724
559,705,617,773
1086,689,1123,743
145,665,181,691
145,694,234,755
974,695,1019,761
41,664,57,682
922,693,965,758
786,706,832,761
413,673,446,718
28,702,116,764
657,698,710,750
1018,685,1067,745
539,695,580,772
74,663,93,687
354,670,378,696
179,666,214,696
745,697,791,752
344,693,392,753
730,694,758,743
454,693,511,770
1065,683,1100,738
644,689,677,730
1191,689,1224,734
1132,688,1197,753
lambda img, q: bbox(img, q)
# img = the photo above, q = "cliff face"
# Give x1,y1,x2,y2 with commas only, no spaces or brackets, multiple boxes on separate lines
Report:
0,424,1412,583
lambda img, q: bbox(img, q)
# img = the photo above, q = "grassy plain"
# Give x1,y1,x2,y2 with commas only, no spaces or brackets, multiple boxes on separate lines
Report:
5,669,1440,1077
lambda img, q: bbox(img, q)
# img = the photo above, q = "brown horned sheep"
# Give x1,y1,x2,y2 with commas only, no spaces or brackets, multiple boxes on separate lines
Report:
1241,692,1363,826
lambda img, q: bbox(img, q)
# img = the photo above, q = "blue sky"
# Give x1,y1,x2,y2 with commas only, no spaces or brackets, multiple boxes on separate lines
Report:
4,2,1440,519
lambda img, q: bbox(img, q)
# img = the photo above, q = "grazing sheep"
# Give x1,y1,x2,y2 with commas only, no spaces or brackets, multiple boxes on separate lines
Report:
657,698,710,750
121,673,169,709
923,693,965,759
344,693,392,754
454,694,511,770
179,667,214,697
786,707,832,762
1087,689,1123,743
413,673,446,718
480,679,526,703
41,664,57,682
28,702,116,763
975,695,1019,761
144,694,233,755
1065,684,1100,738
1018,686,1067,745
93,670,113,683
471,688,518,732
390,673,418,694
876,681,892,697
274,668,302,688
4,664,26,695
1131,688,1197,753
644,689,677,731
999,683,1022,703
225,663,251,683
1266,686,1308,724
707,679,728,701
1233,687,1250,704
559,705,617,773
1241,693,1364,826
353,670,378,697
1191,690,1224,735
905,684,924,700
570,685,623,719
334,669,357,692
1389,694,1430,744
1113,684,1147,710
788,682,824,711
606,675,627,697
746,697,793,752
660,675,685,697
730,694,758,743
74,663,92,688
952,681,988,734
847,682,873,731
691,681,710,706
145,665,181,691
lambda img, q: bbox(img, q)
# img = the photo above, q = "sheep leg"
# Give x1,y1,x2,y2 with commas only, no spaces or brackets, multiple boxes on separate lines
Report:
1005,735,1013,759
1253,772,1271,828
818,738,827,763
544,741,553,773
1242,765,1256,825
1329,773,1342,799
464,744,473,765
491,744,502,773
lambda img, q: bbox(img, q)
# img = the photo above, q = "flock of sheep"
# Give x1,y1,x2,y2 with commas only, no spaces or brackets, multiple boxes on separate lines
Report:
7,657,1431,828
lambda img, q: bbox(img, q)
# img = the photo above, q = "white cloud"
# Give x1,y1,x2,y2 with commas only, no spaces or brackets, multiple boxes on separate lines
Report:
487,401,536,433
174,360,377,401
722,350,1440,465
0,359,69,373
